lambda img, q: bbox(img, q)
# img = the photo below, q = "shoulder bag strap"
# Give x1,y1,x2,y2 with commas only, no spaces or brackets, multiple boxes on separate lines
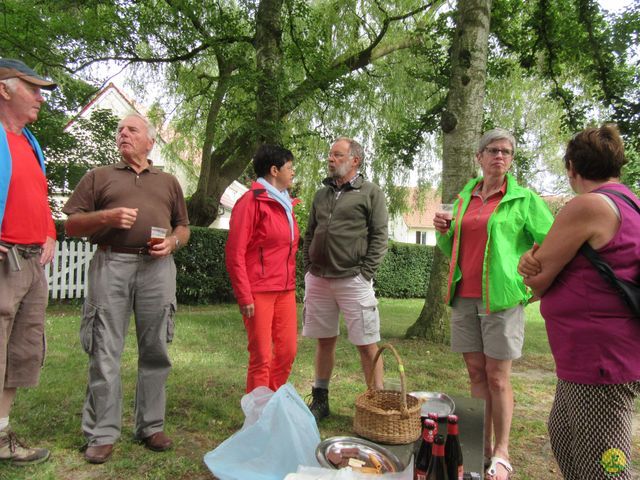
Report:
598,189,640,215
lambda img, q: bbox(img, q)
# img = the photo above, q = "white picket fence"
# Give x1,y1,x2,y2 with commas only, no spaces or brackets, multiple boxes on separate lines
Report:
45,240,96,300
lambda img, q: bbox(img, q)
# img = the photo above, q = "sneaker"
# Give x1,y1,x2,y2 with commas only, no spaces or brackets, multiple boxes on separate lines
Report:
306,387,330,421
0,429,50,466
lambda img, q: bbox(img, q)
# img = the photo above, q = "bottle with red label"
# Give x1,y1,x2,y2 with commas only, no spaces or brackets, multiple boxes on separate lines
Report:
426,433,447,480
415,419,437,480
444,414,464,480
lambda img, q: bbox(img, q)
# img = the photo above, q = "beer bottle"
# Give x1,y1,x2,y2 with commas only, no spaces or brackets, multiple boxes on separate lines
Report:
444,414,464,480
415,419,437,480
426,434,447,480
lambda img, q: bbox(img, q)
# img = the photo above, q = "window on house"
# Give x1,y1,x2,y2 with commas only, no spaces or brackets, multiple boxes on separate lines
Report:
415,231,428,245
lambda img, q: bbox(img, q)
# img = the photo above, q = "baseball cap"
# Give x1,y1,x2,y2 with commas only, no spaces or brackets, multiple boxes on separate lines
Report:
0,58,57,90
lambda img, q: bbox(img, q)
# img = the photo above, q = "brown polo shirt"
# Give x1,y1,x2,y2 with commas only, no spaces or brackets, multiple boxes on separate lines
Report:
63,161,189,248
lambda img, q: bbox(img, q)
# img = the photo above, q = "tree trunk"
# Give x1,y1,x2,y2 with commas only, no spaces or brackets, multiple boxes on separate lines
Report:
255,0,285,143
406,0,492,341
187,0,286,226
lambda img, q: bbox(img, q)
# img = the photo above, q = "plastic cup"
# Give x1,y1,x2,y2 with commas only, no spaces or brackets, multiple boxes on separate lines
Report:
438,203,454,221
150,226,168,246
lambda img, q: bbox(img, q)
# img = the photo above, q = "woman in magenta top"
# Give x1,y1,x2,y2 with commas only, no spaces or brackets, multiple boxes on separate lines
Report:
519,125,640,480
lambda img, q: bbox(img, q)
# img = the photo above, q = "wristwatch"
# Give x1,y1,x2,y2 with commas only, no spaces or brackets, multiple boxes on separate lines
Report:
173,236,180,250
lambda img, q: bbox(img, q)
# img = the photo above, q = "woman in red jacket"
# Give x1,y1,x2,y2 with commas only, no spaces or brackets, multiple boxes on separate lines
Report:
225,144,300,393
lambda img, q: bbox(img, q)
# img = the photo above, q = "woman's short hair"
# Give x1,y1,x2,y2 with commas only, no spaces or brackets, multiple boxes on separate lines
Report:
477,128,516,155
253,144,294,178
564,125,626,180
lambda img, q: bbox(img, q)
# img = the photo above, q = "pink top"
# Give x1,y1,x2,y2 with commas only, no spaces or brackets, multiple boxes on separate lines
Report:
541,183,640,384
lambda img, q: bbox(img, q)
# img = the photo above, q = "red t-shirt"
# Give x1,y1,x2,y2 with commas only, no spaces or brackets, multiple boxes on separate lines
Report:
1,129,55,245
456,180,506,298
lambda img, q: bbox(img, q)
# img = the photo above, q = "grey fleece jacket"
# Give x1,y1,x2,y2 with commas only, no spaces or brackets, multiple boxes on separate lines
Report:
303,174,388,280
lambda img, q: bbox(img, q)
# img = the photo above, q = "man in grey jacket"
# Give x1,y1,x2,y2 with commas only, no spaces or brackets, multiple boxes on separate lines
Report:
303,137,388,421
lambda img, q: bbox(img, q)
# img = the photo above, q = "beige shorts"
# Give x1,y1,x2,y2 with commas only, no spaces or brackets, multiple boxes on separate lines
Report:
302,272,380,345
0,255,48,391
450,297,524,360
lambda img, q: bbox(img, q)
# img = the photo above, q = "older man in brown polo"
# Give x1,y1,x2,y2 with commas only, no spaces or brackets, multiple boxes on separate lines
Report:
64,113,190,464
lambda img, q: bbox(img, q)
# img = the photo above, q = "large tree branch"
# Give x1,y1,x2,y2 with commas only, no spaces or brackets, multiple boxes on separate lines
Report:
537,0,580,129
283,34,423,113
164,0,254,46
70,44,211,72
576,0,621,105
197,53,236,194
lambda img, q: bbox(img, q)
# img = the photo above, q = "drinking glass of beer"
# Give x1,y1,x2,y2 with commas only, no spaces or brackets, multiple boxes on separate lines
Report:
150,226,168,246
438,203,454,226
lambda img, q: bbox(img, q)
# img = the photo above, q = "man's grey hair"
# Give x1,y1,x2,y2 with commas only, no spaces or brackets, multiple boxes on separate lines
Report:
0,78,20,94
478,128,516,155
334,137,365,166
118,112,156,142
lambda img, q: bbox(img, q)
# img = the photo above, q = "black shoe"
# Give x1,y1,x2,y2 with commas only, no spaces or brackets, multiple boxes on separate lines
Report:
306,387,330,421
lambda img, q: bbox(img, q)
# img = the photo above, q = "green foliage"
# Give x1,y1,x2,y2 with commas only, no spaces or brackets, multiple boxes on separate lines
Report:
173,227,235,304
622,137,640,195
374,241,434,298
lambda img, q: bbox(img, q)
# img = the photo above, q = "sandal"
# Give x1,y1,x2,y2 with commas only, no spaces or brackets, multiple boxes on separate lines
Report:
486,456,513,480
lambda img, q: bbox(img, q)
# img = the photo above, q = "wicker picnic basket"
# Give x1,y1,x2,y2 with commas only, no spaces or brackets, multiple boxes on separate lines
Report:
353,343,422,444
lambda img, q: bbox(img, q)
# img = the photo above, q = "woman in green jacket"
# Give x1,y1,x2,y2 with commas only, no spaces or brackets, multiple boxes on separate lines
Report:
433,128,553,480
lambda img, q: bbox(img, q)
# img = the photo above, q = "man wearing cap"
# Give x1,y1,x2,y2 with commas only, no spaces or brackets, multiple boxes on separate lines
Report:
0,58,57,466
63,112,190,464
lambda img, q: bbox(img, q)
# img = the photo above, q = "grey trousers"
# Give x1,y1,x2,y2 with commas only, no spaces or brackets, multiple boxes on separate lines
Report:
80,249,176,446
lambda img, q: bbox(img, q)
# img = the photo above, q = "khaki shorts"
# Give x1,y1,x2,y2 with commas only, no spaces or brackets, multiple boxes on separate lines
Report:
450,297,524,360
0,255,48,391
302,272,380,345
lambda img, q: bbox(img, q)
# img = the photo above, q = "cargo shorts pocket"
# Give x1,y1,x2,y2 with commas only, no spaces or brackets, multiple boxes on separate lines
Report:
80,302,99,354
360,299,379,335
165,301,177,343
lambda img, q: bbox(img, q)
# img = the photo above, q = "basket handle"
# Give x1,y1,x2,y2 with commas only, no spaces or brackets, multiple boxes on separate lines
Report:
366,343,408,414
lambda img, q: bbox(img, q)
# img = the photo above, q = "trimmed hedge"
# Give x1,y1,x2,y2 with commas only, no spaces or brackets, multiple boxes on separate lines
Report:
174,227,235,304
54,222,434,303
375,241,434,298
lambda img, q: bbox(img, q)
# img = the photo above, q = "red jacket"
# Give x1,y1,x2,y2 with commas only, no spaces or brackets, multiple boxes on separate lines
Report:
225,182,300,305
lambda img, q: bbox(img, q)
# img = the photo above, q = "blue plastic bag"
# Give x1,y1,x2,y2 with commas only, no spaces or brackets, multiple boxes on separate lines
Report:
204,383,321,480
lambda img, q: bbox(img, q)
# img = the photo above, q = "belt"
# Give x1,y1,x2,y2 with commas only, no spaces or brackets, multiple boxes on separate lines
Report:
0,241,43,258
98,244,150,255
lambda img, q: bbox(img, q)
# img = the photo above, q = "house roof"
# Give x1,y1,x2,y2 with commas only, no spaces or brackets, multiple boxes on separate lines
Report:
64,83,146,130
402,188,440,229
220,181,248,209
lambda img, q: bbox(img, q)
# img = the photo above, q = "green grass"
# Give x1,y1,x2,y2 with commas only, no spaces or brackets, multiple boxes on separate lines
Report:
2,300,638,479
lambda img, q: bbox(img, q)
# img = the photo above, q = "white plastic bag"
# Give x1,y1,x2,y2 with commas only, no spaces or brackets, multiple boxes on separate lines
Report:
204,383,321,480
240,385,273,429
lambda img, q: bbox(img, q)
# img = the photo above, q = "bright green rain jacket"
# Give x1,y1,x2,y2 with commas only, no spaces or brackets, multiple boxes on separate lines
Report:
436,174,554,313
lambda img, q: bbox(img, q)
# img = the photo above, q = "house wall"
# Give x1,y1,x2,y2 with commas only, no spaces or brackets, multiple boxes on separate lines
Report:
388,214,436,246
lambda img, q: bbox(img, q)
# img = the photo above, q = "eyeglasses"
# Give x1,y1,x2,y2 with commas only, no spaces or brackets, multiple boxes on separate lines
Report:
484,147,513,157
329,152,351,159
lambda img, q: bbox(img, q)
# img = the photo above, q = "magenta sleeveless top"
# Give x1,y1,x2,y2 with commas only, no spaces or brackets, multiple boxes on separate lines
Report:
540,183,640,384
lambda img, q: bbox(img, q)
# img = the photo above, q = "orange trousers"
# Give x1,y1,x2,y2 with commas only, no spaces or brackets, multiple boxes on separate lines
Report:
243,290,297,393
